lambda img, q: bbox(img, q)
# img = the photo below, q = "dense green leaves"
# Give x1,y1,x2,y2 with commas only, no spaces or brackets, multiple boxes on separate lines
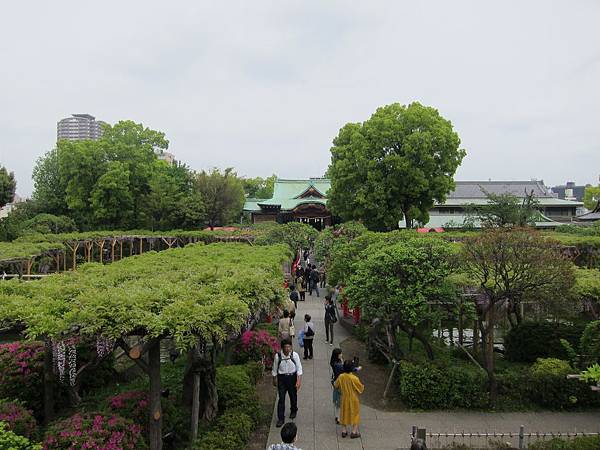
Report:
0,243,289,351
194,168,245,229
242,174,276,199
327,102,465,230
0,166,17,208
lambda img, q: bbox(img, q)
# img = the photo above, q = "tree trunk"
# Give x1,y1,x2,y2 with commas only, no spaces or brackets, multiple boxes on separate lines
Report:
485,307,497,404
43,341,55,424
411,327,434,360
182,345,219,425
472,318,479,358
148,340,163,450
190,374,200,442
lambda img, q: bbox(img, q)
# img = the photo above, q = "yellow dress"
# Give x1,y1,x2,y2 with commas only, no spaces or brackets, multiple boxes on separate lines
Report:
334,372,364,426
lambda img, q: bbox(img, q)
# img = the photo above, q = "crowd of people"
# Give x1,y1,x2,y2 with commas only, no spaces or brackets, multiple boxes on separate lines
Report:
269,249,369,450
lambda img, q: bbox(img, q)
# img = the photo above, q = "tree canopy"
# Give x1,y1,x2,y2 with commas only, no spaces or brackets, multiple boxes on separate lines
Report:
242,174,276,199
194,168,245,229
466,190,540,228
327,102,466,230
31,121,205,231
584,185,600,211
0,166,16,208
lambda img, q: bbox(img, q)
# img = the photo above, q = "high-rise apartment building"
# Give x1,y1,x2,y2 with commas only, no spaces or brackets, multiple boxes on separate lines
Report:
57,114,106,141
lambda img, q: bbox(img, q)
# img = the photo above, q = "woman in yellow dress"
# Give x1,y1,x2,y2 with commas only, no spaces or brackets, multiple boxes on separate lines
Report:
334,360,364,438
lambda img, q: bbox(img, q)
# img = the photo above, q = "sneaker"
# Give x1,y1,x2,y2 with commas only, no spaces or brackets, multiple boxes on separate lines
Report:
290,411,297,419
276,420,284,427
329,342,333,346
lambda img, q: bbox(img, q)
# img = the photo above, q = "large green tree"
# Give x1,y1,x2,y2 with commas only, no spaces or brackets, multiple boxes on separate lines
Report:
584,185,600,210
0,166,16,208
194,168,245,229
327,102,466,230
242,174,276,199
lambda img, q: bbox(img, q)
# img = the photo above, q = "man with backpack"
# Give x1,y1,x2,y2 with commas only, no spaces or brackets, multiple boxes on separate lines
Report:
272,338,303,428
289,285,299,309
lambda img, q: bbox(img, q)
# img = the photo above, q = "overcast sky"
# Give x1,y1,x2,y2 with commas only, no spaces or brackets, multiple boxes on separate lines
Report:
1,1,599,197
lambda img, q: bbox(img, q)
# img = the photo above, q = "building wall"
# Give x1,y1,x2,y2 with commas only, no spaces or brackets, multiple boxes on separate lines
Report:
57,114,105,141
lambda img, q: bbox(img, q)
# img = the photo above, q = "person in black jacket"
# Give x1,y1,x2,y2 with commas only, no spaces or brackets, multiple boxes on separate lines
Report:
324,295,337,345
310,264,320,297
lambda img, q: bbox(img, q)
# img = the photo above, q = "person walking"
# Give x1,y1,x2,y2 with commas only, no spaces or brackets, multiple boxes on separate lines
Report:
334,360,364,439
324,296,337,345
297,276,306,301
305,265,312,295
272,338,303,427
319,266,327,288
278,310,293,340
289,285,299,309
268,422,302,450
302,314,315,360
329,348,343,424
310,264,320,297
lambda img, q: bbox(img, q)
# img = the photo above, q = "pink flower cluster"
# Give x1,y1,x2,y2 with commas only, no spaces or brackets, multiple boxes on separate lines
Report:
236,330,280,367
0,400,38,439
43,413,144,449
107,391,151,433
0,341,44,377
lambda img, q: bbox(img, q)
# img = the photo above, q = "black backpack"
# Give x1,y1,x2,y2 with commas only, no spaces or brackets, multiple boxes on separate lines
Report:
290,291,299,302
305,324,315,337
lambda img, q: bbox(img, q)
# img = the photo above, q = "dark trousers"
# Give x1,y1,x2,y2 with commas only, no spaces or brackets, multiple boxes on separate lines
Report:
299,291,306,301
277,374,298,420
303,338,314,359
325,320,334,343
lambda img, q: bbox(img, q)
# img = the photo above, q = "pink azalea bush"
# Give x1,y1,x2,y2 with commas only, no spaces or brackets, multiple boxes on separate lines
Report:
0,400,38,439
43,413,146,449
0,342,45,417
234,330,280,368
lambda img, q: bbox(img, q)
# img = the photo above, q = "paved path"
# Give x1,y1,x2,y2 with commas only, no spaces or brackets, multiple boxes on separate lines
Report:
266,290,600,450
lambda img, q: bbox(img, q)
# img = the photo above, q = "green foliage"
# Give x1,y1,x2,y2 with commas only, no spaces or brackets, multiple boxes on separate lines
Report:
583,185,600,211
0,400,38,439
0,166,17,208
255,221,318,252
242,174,276,199
314,221,367,274
0,422,41,450
194,168,245,229
19,214,77,236
466,190,540,228
396,361,487,409
580,363,600,383
215,365,260,423
0,243,288,351
327,102,466,229
556,222,600,237
580,320,600,366
462,229,577,325
504,322,586,363
526,358,598,409
31,120,204,231
528,435,600,450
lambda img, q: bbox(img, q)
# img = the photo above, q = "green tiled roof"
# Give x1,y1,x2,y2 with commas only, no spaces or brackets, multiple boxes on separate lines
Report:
244,178,330,212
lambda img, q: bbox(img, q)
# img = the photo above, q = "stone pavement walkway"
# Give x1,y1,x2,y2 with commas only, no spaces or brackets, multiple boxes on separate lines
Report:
265,290,600,450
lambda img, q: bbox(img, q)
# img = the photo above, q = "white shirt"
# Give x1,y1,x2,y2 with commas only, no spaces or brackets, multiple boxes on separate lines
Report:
272,351,303,376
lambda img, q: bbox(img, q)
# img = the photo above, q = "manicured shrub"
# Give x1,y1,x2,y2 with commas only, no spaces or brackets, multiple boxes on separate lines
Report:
504,322,586,363
243,361,264,385
43,413,146,449
216,365,261,423
253,322,278,338
0,342,45,417
233,329,279,368
526,358,600,409
396,361,487,409
192,409,253,450
0,400,38,439
580,320,600,366
0,422,40,450
528,435,600,450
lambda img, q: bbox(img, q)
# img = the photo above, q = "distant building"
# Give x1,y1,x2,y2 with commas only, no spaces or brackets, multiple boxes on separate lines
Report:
57,114,106,141
551,181,586,202
243,178,333,230
157,151,175,164
0,194,24,219
399,180,583,229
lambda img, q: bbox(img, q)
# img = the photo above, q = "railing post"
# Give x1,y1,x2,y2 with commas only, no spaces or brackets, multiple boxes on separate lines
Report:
519,425,524,449
412,425,417,440
417,427,426,444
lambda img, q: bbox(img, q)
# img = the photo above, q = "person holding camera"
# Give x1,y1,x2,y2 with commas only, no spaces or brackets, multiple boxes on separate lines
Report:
334,359,364,439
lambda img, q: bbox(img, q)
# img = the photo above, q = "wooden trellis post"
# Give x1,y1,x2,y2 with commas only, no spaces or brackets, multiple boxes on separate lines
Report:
65,241,79,271
111,239,117,262
139,238,143,255
84,241,93,263
96,240,106,264
119,239,124,260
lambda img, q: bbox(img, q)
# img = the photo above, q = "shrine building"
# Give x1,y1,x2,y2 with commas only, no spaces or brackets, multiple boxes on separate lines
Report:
243,178,333,230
